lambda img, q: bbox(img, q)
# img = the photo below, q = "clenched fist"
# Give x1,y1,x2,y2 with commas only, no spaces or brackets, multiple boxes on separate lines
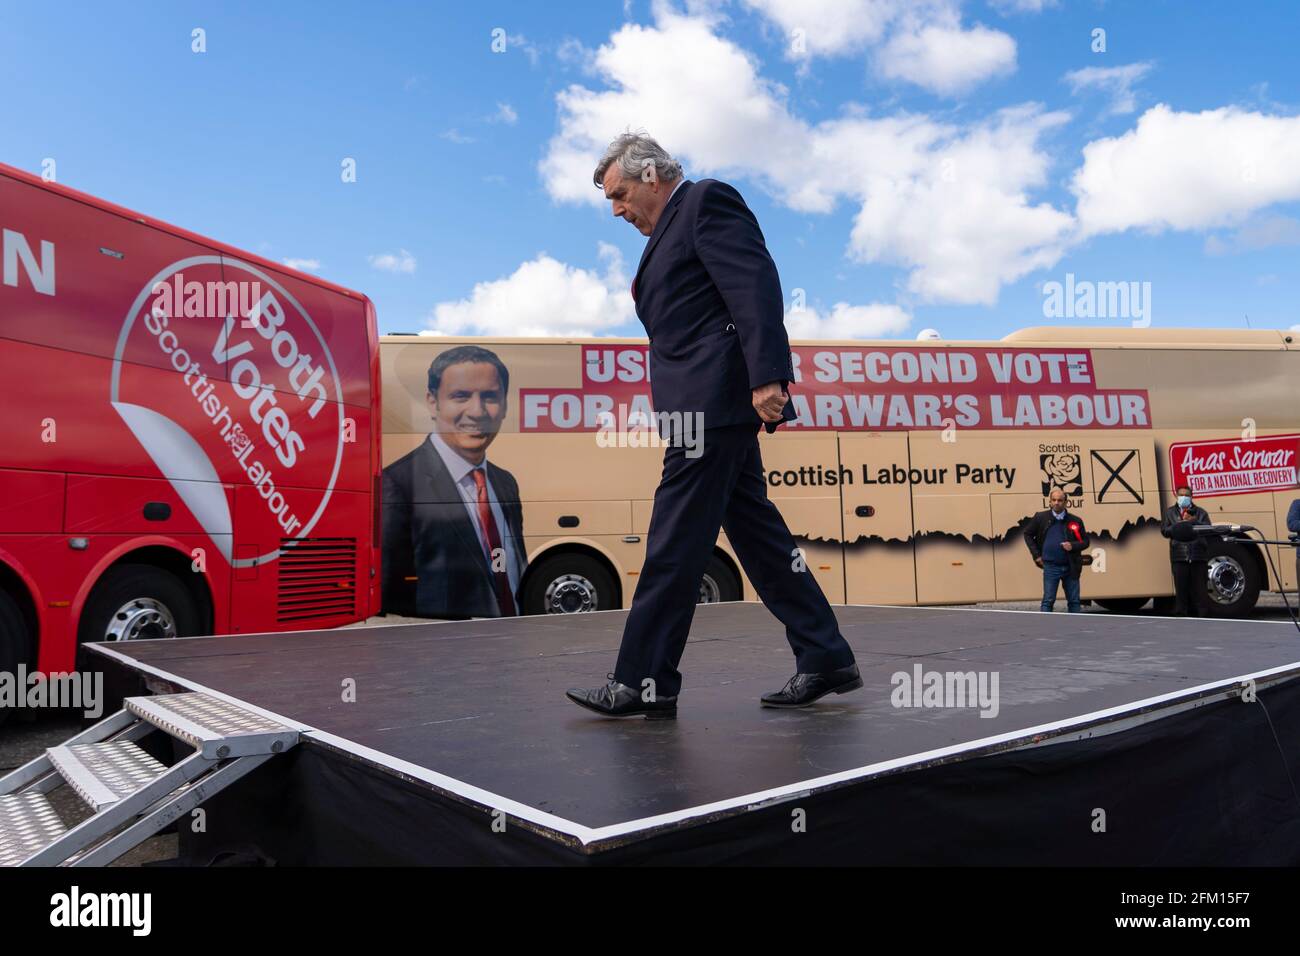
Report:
752,381,788,423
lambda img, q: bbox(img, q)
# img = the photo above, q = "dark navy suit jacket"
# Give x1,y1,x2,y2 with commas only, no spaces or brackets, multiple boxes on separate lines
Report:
631,179,797,434
381,439,524,619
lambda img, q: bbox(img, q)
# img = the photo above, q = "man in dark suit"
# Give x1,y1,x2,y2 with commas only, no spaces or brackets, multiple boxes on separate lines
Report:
1023,488,1090,613
1161,484,1212,617
566,133,859,720
382,345,525,619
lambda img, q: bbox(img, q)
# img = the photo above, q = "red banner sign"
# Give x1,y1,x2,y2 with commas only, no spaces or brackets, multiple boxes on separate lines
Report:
519,345,1151,432
1169,433,1300,498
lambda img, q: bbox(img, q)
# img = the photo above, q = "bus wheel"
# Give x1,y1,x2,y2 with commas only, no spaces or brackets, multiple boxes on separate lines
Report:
1094,597,1150,614
699,555,741,604
0,589,31,726
524,554,617,615
1202,542,1262,619
78,565,201,644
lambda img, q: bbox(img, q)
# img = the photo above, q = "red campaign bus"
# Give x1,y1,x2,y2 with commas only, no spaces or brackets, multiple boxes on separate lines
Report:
0,162,382,681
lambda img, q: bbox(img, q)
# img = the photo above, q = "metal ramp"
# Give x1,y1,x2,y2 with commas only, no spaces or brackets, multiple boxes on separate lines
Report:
0,691,298,866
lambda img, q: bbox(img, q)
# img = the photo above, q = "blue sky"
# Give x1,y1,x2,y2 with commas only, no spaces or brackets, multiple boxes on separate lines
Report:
3,0,1298,340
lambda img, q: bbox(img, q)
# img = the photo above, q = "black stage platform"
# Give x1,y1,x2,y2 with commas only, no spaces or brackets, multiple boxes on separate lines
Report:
89,604,1300,865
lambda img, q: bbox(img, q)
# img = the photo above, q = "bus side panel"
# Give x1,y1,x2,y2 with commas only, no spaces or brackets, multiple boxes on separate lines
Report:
0,169,376,666
837,434,917,605
366,297,382,618
229,485,373,634
6,531,231,674
212,262,376,632
759,433,846,604
0,173,230,379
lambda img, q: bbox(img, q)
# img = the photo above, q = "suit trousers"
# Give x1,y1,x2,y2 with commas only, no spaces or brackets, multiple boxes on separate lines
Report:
613,422,855,698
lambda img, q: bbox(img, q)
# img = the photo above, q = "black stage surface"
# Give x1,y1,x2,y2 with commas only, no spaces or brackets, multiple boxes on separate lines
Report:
89,604,1300,865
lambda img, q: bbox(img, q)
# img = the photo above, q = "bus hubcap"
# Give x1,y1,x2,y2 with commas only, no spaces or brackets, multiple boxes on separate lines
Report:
106,598,177,641
1206,556,1245,606
545,575,597,613
698,574,721,604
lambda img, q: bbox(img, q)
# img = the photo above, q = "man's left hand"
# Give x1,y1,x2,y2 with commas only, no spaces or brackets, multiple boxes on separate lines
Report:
1061,542,1072,551
752,381,788,423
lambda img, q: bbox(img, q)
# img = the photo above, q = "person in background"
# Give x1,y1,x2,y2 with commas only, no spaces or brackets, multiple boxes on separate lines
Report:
1161,485,1211,617
1024,488,1090,613
1287,481,1300,597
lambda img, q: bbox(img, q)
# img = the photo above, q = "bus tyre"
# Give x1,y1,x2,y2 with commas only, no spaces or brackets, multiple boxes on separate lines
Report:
699,555,741,604
1202,541,1262,619
524,554,617,615
0,589,30,726
1094,597,1150,614
78,565,200,644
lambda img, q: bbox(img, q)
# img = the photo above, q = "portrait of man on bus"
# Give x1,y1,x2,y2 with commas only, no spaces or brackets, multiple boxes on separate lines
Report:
381,345,526,620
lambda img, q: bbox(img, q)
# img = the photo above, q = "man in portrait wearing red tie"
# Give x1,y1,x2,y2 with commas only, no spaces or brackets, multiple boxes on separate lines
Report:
381,346,525,619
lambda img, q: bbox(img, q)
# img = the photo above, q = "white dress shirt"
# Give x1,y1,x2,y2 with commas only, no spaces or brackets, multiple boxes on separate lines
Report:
427,431,524,605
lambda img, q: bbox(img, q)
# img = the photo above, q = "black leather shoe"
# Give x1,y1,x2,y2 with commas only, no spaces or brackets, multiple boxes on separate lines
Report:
566,675,678,720
761,663,862,708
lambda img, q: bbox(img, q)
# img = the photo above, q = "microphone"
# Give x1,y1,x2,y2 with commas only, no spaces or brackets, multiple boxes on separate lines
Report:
1168,522,1257,542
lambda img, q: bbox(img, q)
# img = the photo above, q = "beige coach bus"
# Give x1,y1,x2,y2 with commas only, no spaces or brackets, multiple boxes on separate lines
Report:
380,327,1300,620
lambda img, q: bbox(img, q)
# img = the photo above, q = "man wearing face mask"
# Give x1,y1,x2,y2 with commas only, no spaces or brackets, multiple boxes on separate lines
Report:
1161,485,1211,617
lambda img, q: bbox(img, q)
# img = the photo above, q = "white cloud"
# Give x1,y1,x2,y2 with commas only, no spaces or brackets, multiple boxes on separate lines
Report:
425,242,636,336
785,301,912,338
542,12,1069,305
1204,215,1300,256
742,0,1016,95
442,128,475,144
1063,61,1153,116
281,257,321,272
490,102,518,125
542,13,1300,309
990,0,1056,12
846,105,1073,303
876,11,1017,96
1073,104,1300,237
369,250,418,274
741,0,901,58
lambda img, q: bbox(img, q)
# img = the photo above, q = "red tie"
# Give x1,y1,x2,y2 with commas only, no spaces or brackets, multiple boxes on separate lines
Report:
471,468,516,616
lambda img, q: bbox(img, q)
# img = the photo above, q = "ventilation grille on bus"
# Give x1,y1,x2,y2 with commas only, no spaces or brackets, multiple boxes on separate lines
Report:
277,537,358,623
